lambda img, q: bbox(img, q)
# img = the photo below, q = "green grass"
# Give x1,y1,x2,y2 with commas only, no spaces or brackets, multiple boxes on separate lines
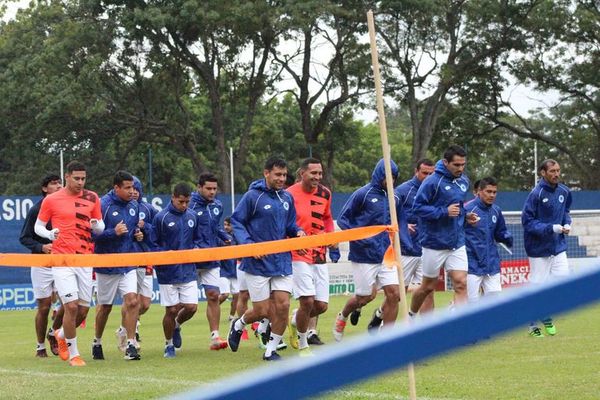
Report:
1,292,600,399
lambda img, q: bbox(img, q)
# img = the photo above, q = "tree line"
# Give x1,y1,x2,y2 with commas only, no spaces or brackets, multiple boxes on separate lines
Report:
0,0,597,195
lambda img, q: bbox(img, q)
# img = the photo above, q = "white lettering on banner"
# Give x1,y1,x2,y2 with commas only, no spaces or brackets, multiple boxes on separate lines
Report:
0,198,34,221
0,287,36,306
151,197,163,211
501,263,530,287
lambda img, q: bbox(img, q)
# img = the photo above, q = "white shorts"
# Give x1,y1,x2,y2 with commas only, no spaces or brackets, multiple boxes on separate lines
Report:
292,261,330,303
136,268,154,298
197,268,221,290
402,256,423,286
467,273,502,302
52,267,93,306
246,273,293,303
421,246,468,278
352,262,399,296
31,267,55,299
528,252,569,284
237,269,248,291
159,281,199,307
218,277,239,295
96,270,138,305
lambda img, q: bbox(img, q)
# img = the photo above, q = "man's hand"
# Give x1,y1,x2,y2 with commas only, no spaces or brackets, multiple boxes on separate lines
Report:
553,224,564,234
466,212,480,225
49,228,59,241
42,244,52,254
137,220,145,229
134,228,144,242
407,224,417,235
297,230,306,237
115,220,128,236
563,224,571,235
447,203,460,217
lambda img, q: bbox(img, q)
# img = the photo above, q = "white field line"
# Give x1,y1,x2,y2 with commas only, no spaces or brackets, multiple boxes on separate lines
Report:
331,390,465,400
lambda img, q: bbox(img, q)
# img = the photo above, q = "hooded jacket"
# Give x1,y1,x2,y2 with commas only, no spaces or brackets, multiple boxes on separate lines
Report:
231,179,301,276
413,160,470,250
465,197,513,275
395,176,424,257
93,190,139,275
132,176,157,253
190,191,231,269
337,159,402,264
522,179,572,257
220,232,238,279
151,202,199,285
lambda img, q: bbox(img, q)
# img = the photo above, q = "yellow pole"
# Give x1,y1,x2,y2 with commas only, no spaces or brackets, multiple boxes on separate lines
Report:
366,9,417,400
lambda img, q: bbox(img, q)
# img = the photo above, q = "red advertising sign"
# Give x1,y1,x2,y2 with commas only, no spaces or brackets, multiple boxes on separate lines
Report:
501,259,530,287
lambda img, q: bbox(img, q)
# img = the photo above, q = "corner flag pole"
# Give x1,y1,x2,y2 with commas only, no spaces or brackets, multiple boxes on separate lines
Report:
367,10,417,400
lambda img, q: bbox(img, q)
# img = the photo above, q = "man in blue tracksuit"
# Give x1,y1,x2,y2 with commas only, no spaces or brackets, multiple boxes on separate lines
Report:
228,157,304,361
522,159,572,337
218,217,239,321
93,170,142,361
152,183,199,358
410,145,478,315
131,176,157,342
465,177,513,302
332,159,402,341
189,172,231,351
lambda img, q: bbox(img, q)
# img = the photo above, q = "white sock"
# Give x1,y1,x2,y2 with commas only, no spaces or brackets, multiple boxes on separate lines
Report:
37,342,45,351
118,326,126,336
265,332,282,357
48,328,55,336
165,339,174,347
136,320,140,333
210,330,220,340
175,320,181,329
307,329,317,337
66,337,79,359
234,316,246,331
127,339,135,347
93,337,102,346
257,318,270,334
337,312,347,322
56,328,65,340
298,331,308,349
375,307,383,318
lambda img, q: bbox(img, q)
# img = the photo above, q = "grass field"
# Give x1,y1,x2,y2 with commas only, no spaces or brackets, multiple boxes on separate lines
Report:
1,292,600,399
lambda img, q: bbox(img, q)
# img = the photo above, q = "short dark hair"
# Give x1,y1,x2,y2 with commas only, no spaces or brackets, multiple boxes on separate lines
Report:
198,172,218,186
173,182,192,197
113,170,134,186
473,179,481,192
66,161,86,174
415,158,434,170
299,157,322,171
41,174,61,188
539,159,558,173
224,216,231,224
264,156,287,171
443,145,467,162
478,176,498,190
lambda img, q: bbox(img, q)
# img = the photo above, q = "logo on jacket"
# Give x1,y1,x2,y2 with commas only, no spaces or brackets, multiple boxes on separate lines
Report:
168,222,175,227
371,198,378,203
264,205,272,210
283,202,289,210
129,208,136,216
197,211,203,216
139,212,146,220
542,198,549,203
558,195,564,203
214,208,220,215
112,211,119,216
188,220,195,228
492,215,497,223
445,185,451,190
459,184,467,192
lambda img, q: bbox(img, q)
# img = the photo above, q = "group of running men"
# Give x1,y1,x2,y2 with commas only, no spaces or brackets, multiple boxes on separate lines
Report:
20,144,572,366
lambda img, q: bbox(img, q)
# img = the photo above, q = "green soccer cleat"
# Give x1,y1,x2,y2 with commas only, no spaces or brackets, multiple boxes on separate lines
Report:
529,327,544,338
543,322,557,336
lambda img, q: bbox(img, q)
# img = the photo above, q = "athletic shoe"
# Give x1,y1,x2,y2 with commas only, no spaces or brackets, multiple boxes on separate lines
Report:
228,318,243,352
307,333,324,346
288,317,299,350
367,309,383,334
260,324,271,346
299,347,313,357
47,330,59,356
277,341,288,351
92,344,104,360
124,344,141,360
543,321,557,336
69,356,86,367
333,318,346,342
350,309,361,326
164,345,176,358
262,351,282,361
529,327,544,338
172,326,182,349
36,349,48,358
115,328,127,352
56,335,69,361
210,337,228,351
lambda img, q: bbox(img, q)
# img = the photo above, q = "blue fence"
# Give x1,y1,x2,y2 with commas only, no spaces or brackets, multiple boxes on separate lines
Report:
167,262,600,400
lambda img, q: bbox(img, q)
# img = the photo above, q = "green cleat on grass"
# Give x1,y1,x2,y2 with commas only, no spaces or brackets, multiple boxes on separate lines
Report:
543,322,557,336
529,327,544,338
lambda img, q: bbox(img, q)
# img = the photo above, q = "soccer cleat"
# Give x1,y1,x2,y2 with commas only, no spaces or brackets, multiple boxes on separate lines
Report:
260,324,271,347
543,321,557,336
164,345,176,358
69,356,86,367
307,332,324,346
228,318,243,352
92,344,105,360
47,331,59,356
333,318,346,342
529,327,544,338
36,349,48,358
56,335,69,361
262,351,282,361
124,344,141,360
299,347,313,357
350,309,362,326
172,326,182,349
288,318,299,350
115,328,127,352
210,337,228,351
367,309,383,334
277,341,288,351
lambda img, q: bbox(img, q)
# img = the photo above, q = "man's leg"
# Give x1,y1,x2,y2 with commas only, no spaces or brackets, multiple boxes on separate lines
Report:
236,291,249,318
31,267,55,357
467,274,483,303
201,268,227,349
121,291,140,359
410,277,438,314
34,297,51,356
381,284,400,325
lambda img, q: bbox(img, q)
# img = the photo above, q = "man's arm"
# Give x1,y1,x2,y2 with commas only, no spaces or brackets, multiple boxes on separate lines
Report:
337,190,362,230
231,194,254,245
413,178,448,220
494,209,513,248
19,203,46,253
521,191,553,236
